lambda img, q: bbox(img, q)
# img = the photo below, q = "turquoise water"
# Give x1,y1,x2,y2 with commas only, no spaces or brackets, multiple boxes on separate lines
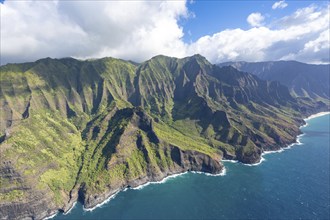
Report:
54,114,330,219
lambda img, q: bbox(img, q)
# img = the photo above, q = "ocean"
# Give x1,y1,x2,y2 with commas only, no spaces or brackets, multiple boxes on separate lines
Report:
54,113,330,219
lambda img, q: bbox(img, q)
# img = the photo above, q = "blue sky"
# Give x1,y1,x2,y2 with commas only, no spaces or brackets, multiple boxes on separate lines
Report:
181,1,321,42
0,0,329,64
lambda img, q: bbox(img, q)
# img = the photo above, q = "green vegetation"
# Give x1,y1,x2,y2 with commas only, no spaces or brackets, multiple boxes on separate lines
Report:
1,111,84,204
154,121,218,157
0,54,326,218
0,190,25,202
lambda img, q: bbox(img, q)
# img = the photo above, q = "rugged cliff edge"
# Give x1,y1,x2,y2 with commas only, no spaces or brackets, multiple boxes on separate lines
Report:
81,146,223,210
0,55,328,219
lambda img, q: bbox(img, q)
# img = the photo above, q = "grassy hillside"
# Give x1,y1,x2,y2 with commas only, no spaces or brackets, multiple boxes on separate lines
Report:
0,55,327,219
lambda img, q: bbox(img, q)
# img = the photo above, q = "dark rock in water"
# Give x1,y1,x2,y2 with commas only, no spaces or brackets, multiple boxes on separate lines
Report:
236,146,263,164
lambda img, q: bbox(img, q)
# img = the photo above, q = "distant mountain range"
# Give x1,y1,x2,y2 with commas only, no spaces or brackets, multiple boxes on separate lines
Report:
218,61,330,100
0,55,328,220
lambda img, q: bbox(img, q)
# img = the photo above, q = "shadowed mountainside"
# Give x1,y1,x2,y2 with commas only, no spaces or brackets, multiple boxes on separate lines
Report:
0,55,328,219
218,60,330,101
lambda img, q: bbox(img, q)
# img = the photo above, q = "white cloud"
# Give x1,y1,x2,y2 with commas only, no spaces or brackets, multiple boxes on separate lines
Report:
247,12,265,27
281,30,330,64
272,1,288,10
0,1,329,65
188,4,330,64
0,0,189,64
275,5,323,28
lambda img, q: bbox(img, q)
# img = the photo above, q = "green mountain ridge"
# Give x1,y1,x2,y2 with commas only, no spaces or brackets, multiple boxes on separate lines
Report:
0,55,328,219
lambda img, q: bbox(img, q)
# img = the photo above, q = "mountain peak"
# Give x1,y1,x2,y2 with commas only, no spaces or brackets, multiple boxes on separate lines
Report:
0,54,328,220
186,54,209,63
191,53,207,59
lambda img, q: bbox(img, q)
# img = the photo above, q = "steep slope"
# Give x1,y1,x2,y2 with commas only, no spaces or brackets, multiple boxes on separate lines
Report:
0,55,327,220
0,57,137,219
219,61,330,100
133,55,326,163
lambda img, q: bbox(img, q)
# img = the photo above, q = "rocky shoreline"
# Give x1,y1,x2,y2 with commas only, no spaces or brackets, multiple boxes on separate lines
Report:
235,112,330,167
49,112,330,219
21,112,330,219
38,148,224,219
1,54,328,220
1,111,327,220
81,148,224,210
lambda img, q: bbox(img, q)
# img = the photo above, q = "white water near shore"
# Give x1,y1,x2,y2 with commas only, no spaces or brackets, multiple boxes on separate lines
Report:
191,167,227,176
82,169,227,213
83,172,193,212
63,202,77,215
43,201,77,219
43,212,58,220
305,112,330,120
131,172,188,191
243,157,266,167
83,191,120,212
302,112,330,128
132,168,226,191
222,159,238,163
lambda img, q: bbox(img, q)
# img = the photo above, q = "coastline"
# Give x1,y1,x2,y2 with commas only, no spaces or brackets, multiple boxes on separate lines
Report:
82,172,189,212
223,112,329,167
191,167,227,176
301,112,330,128
46,111,329,219
130,172,188,191
304,111,330,121
83,191,120,212
63,202,77,215
43,212,58,220
223,133,304,167
83,167,227,212
246,111,330,166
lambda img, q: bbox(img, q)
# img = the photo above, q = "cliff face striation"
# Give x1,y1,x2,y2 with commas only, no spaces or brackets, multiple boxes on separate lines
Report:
0,55,328,219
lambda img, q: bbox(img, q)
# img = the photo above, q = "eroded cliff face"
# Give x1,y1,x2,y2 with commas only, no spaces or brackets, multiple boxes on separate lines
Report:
81,146,223,209
0,162,57,219
0,106,224,220
0,55,328,220
76,108,223,209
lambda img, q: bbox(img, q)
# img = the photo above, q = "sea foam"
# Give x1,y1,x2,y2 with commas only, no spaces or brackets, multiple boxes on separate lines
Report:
132,172,188,190
43,212,58,220
83,191,120,212
191,167,227,176
222,159,238,163
304,112,330,121
243,157,266,167
83,168,226,212
63,202,77,215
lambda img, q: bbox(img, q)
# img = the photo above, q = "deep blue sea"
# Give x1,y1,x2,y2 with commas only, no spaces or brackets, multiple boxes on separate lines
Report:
54,113,330,219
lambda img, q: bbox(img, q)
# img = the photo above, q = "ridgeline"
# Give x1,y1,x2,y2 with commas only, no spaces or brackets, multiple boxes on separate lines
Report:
0,55,328,219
